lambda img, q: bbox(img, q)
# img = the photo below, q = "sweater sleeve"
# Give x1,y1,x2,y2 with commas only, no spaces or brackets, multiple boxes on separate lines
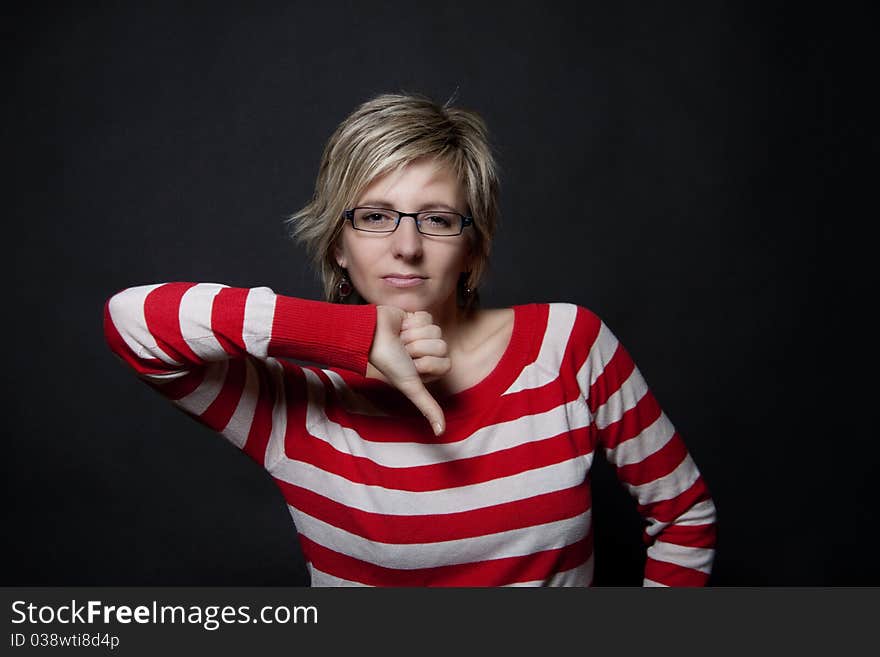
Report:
576,307,717,587
102,282,377,457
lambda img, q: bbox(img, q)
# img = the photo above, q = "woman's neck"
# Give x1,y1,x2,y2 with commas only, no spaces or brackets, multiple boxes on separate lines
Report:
428,296,479,355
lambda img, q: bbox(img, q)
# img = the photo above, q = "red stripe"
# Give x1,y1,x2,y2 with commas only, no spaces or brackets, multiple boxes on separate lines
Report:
240,360,282,464
199,359,246,431
288,367,594,453
644,557,709,587
147,368,206,401
568,306,603,376
530,303,551,360
505,301,544,370
210,287,249,356
315,363,588,447
284,424,593,492
277,481,591,544
494,368,587,425
103,298,173,376
142,282,202,365
587,342,635,415
638,476,712,523
270,296,377,376
657,523,717,549
281,361,311,444
598,390,662,450
298,533,593,587
614,432,688,486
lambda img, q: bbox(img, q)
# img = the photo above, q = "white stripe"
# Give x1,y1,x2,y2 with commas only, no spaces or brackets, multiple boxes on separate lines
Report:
107,284,181,366
575,320,618,393
506,556,594,587
594,366,649,431
604,412,676,467
505,303,578,394
261,357,290,470
142,370,191,382
179,283,227,361
270,454,593,517
647,541,714,574
674,498,717,526
291,507,591,570
624,453,701,506
303,369,591,468
220,357,260,449
243,286,277,359
172,360,229,416
308,565,372,587
643,578,666,587
645,498,717,538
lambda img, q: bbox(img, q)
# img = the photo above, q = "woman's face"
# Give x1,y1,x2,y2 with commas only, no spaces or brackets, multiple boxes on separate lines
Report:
334,157,473,314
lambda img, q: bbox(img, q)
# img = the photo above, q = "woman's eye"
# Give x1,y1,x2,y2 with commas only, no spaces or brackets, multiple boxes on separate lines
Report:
366,213,392,222
425,215,451,226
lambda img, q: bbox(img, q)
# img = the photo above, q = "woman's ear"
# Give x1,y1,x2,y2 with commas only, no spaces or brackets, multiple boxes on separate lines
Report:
333,242,347,269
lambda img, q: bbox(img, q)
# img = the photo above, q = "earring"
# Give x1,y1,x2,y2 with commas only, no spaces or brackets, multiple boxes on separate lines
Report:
337,275,352,298
461,272,474,297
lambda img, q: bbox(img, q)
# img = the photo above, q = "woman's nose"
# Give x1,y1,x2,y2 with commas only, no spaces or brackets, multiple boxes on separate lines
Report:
390,216,424,259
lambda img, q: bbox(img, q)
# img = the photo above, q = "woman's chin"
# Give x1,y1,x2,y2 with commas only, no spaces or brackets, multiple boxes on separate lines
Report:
387,298,430,313
364,283,456,314
370,291,432,313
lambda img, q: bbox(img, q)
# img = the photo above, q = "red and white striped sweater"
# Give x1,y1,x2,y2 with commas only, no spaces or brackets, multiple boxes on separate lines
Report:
103,282,716,586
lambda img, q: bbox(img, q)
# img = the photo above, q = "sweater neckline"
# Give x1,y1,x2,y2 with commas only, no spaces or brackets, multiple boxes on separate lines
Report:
336,303,540,418
431,303,538,417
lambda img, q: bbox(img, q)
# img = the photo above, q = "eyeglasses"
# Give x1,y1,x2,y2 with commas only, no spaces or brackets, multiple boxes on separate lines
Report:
344,207,474,236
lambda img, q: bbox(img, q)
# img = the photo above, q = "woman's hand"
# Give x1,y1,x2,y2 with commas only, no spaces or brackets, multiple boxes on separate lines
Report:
398,310,451,384
366,306,451,436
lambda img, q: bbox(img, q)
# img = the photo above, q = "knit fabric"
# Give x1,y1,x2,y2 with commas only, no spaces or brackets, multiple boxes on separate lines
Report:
103,282,717,586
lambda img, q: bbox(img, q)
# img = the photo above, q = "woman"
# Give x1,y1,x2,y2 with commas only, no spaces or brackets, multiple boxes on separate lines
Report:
103,93,716,586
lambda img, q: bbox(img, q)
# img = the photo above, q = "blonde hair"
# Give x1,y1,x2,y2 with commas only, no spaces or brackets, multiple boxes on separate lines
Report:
287,92,500,310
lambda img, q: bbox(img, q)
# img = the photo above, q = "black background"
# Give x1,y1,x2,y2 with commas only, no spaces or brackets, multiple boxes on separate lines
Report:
3,2,871,586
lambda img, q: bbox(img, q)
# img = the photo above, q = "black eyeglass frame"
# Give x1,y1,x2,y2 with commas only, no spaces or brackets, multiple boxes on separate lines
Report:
343,207,474,236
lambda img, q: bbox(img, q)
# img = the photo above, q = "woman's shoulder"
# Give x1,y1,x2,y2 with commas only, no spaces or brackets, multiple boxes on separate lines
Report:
508,302,609,348
502,301,603,325
469,302,606,347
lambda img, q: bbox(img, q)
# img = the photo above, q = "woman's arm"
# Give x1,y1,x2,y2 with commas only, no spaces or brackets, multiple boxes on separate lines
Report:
576,307,717,586
104,282,377,379
103,282,378,454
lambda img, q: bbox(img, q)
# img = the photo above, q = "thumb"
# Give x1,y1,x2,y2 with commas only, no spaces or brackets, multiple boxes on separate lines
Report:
397,376,446,436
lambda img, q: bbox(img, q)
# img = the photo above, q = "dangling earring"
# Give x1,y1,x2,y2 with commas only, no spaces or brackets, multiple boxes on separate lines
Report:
337,275,352,299
457,271,476,308
464,270,474,296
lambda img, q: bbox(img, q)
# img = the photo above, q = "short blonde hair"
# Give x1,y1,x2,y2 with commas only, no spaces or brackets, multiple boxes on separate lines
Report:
287,92,500,309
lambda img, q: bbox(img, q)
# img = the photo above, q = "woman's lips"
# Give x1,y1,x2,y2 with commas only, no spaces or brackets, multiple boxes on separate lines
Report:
383,275,426,288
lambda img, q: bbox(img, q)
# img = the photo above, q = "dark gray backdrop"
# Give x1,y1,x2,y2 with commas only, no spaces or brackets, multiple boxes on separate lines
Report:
4,2,868,585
